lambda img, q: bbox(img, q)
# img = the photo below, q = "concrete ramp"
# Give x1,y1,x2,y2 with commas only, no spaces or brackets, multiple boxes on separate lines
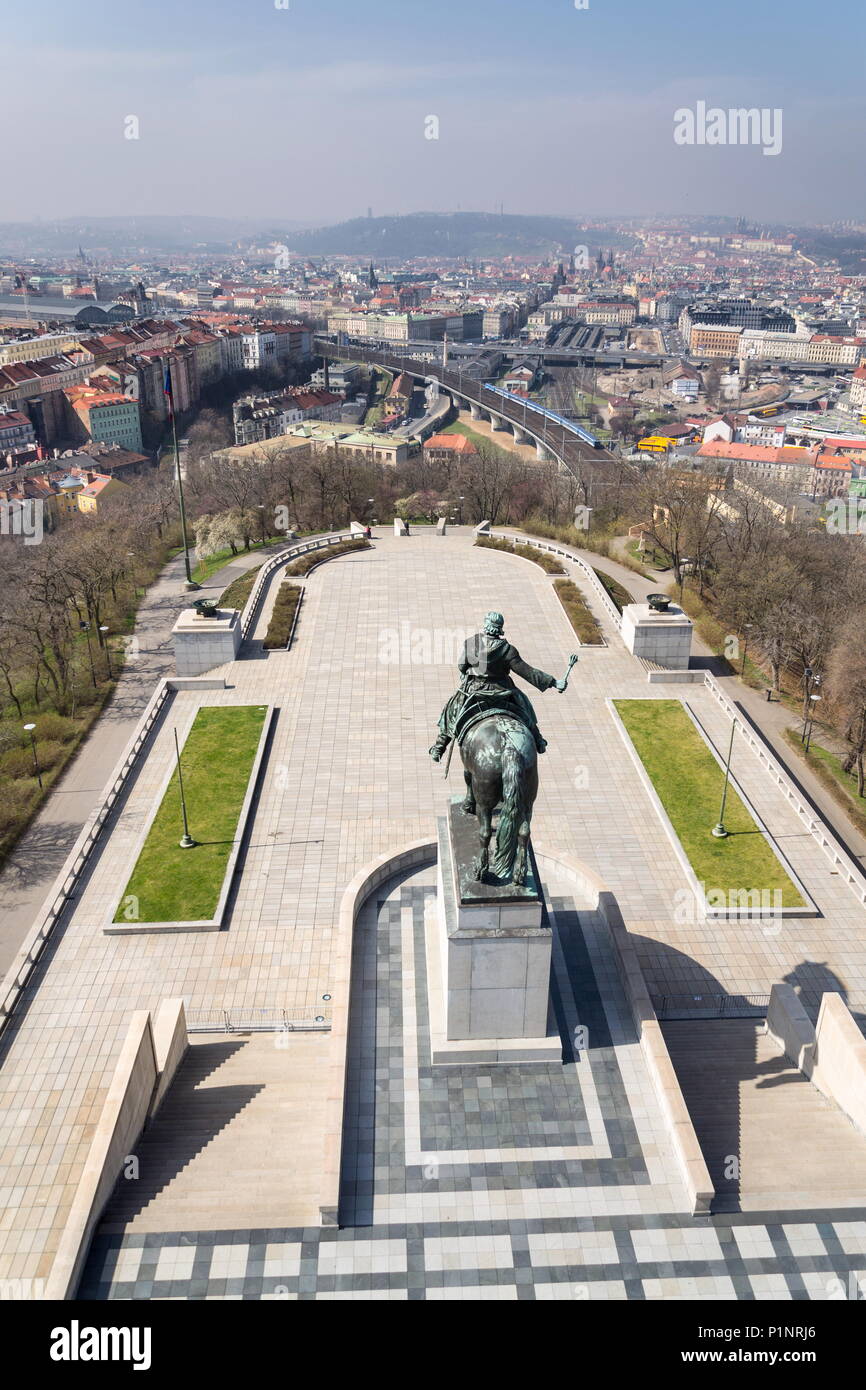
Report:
98,1033,330,1234
662,1020,866,1212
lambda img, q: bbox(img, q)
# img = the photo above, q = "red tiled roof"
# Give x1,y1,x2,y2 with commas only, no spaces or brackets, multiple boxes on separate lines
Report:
423,433,477,454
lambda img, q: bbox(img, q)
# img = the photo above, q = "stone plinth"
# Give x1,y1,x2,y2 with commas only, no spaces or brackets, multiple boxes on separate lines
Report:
429,798,557,1063
621,601,693,670
394,517,408,536
172,607,242,677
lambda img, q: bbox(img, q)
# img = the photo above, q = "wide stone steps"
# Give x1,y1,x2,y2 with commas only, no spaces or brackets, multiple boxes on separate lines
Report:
97,1032,330,1234
663,1019,866,1212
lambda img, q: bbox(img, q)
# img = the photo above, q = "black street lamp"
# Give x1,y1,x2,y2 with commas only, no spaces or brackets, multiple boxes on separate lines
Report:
79,620,97,689
801,668,821,741
99,625,113,679
805,692,822,754
23,722,42,789
712,718,737,839
174,727,196,849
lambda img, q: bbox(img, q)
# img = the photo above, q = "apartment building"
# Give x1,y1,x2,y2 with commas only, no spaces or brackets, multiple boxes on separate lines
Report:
689,324,744,357
63,385,144,453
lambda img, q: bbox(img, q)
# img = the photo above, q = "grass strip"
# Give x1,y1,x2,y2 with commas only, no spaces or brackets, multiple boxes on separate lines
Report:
553,578,604,645
263,583,302,649
284,539,370,576
114,704,268,923
475,535,565,574
614,699,804,906
782,727,866,841
219,565,261,610
592,567,633,613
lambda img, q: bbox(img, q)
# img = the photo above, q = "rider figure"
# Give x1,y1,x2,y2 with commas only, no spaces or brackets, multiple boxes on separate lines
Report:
429,611,566,761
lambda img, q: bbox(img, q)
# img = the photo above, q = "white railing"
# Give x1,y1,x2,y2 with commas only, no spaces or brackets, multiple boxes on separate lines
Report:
240,530,353,639
491,529,624,630
703,674,866,907
185,1007,331,1033
0,678,174,1038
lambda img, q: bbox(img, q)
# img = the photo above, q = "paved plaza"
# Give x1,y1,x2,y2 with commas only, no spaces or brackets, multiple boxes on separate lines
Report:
81,869,866,1300
2,528,866,1296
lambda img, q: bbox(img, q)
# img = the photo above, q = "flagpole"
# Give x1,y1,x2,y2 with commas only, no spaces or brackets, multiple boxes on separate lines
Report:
166,361,194,586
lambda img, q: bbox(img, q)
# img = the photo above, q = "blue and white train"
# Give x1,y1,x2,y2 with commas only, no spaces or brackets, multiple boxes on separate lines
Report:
481,383,601,449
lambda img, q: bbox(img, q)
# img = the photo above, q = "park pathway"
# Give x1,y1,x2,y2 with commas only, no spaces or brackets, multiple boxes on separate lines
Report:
0,543,283,977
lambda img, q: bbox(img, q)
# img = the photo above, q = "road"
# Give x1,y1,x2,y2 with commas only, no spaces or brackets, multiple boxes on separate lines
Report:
0,543,277,977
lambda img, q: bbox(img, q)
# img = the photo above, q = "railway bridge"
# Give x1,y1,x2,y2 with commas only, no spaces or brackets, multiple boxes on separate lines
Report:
313,336,619,479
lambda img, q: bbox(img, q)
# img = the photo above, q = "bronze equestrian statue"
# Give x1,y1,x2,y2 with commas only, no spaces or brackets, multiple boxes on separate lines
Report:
430,612,577,886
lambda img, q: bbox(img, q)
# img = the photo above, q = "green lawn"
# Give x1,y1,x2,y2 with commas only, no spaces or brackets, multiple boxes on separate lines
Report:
614,699,804,907
191,542,269,586
783,729,866,839
114,705,268,923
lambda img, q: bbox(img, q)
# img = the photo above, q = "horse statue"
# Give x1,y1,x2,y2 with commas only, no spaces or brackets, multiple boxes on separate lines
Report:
460,713,539,886
430,611,577,886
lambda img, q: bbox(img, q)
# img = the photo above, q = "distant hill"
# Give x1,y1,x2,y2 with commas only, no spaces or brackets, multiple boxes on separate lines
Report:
288,212,637,260
0,215,314,256
797,232,866,276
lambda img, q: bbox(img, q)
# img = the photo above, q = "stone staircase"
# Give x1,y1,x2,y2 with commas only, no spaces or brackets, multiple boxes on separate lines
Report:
663,1019,866,1211
98,1032,330,1234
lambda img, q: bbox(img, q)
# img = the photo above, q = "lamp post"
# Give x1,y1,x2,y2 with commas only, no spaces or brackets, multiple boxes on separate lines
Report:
458,495,464,525
99,625,113,679
257,504,267,545
174,727,196,849
23,722,42,789
804,693,822,754
800,669,821,741
79,620,97,688
712,718,737,838
100,625,115,678
127,551,140,599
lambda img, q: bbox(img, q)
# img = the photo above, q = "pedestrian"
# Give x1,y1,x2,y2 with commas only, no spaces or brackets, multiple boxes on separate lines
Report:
364,525,372,540
405,521,410,536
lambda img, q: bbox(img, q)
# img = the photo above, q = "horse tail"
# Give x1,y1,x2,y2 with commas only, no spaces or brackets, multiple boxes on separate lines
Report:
492,733,526,878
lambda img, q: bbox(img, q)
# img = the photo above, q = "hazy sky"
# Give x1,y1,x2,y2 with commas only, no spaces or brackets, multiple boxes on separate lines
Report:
4,0,864,226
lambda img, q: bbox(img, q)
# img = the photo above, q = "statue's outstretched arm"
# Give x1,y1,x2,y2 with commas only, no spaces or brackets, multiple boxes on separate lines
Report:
509,650,557,693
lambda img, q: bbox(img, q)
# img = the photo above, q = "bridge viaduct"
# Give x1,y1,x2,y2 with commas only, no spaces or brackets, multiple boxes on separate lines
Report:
313,337,619,479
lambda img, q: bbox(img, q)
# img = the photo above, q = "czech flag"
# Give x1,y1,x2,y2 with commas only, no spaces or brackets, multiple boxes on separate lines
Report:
163,363,174,420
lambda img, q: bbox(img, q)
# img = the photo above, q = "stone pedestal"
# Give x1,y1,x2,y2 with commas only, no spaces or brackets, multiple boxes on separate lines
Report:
436,517,447,536
172,608,242,676
394,517,408,536
621,601,692,670
427,798,558,1065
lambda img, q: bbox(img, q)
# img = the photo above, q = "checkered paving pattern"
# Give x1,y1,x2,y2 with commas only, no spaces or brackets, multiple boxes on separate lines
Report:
80,872,866,1300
